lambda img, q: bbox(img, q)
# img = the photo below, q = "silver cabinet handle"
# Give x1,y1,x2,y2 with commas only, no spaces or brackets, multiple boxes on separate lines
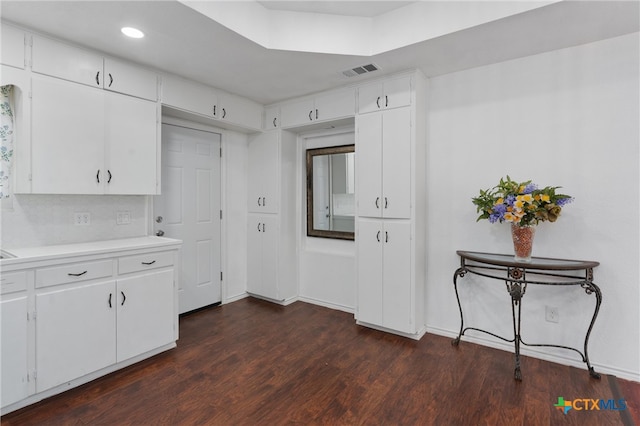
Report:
309,110,313,121
262,197,266,206
68,271,87,277
273,118,277,127
156,230,164,236
258,197,262,206
375,197,380,209
376,231,380,242
385,197,388,209
385,231,389,243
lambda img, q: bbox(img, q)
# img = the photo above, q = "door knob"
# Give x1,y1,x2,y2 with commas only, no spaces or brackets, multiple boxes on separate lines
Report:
156,216,163,223
156,230,165,237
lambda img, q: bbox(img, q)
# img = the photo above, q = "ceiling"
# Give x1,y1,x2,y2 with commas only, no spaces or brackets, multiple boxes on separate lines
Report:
1,1,638,105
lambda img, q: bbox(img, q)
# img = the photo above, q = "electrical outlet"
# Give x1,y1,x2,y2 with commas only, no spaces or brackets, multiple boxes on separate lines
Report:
545,306,559,323
116,211,131,225
74,212,91,226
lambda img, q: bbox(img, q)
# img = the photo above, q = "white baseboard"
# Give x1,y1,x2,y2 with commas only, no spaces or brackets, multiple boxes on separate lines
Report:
426,325,640,383
297,296,355,314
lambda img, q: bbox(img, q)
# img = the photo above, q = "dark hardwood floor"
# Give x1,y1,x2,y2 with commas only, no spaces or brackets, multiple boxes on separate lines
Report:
3,298,638,425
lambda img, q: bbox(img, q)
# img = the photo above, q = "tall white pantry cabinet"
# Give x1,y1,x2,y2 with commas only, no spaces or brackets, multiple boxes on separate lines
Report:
246,129,298,303
355,72,428,339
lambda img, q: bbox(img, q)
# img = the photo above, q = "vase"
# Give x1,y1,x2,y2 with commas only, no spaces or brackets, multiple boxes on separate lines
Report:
511,223,535,262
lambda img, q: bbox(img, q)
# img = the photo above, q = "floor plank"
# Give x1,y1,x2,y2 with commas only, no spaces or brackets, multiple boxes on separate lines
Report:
2,298,638,425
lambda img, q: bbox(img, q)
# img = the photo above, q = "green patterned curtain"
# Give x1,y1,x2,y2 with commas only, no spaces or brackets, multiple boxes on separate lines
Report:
0,85,14,199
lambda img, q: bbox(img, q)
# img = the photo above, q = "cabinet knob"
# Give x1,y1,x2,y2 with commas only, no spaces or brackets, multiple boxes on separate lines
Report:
96,71,100,86
109,73,113,87
385,95,389,107
121,291,126,306
155,216,163,223
309,110,313,121
156,230,165,236
375,197,380,209
376,96,381,108
376,230,380,242
107,170,112,183
273,118,277,127
384,197,388,209
222,108,226,119
96,169,100,183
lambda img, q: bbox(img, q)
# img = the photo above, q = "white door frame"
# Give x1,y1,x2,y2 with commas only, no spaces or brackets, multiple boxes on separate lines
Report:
150,115,228,305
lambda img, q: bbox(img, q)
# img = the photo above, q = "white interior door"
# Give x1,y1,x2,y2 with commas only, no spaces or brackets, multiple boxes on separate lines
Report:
154,124,221,314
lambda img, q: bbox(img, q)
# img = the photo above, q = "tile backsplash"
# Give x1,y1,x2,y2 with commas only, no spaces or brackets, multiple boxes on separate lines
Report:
1,194,148,248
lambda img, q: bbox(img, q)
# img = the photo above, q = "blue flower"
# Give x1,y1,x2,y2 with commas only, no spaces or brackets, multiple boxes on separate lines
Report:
523,183,537,194
556,197,573,207
505,195,516,206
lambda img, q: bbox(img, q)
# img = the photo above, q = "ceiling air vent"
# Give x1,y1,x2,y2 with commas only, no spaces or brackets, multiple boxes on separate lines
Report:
342,63,380,78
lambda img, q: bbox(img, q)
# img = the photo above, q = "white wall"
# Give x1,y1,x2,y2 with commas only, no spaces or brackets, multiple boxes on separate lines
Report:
222,130,249,302
426,33,639,380
1,194,147,248
298,129,356,312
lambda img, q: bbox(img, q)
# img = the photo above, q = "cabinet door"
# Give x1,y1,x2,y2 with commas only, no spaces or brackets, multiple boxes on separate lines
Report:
1,25,25,69
116,269,175,362
357,81,382,114
260,215,279,300
32,35,103,88
31,75,104,194
36,280,116,392
1,295,29,407
381,107,411,219
264,106,280,129
247,131,279,214
382,221,412,333
315,88,355,122
104,58,158,101
280,98,315,128
356,113,383,218
382,76,412,110
105,91,158,194
246,215,263,296
162,74,217,117
356,219,383,325
217,92,262,130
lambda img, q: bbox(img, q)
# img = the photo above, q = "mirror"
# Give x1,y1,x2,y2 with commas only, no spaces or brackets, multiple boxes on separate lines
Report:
306,145,355,240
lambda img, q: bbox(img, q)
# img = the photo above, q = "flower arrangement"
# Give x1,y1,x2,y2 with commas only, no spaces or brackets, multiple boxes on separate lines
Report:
472,176,573,227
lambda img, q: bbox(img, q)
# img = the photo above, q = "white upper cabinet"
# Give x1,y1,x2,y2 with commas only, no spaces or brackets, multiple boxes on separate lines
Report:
247,131,279,214
32,35,104,88
103,58,158,101
216,91,262,130
29,74,158,195
356,107,412,219
31,75,104,194
263,105,280,129
1,24,25,69
32,35,159,101
162,74,217,117
162,75,262,131
104,91,159,195
357,75,411,114
280,87,355,128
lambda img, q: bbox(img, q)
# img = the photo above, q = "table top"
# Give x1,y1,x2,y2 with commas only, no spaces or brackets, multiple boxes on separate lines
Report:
457,251,599,271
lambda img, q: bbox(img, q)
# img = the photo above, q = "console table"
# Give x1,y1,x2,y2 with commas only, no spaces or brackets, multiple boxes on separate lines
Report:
451,251,601,381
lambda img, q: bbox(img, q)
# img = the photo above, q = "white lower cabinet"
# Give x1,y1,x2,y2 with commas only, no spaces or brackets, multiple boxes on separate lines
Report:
357,219,413,334
247,214,279,300
1,295,29,407
0,238,181,415
36,280,117,392
116,269,174,361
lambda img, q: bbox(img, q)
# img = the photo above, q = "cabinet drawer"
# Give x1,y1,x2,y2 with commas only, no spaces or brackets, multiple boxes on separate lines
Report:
118,251,173,275
36,260,113,288
1,271,27,294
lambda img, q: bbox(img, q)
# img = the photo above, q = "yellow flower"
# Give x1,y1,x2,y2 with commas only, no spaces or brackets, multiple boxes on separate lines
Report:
519,185,525,193
541,194,550,202
495,197,504,205
520,194,533,203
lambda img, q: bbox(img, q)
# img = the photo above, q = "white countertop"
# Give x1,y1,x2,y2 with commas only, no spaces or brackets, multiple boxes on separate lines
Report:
1,236,182,266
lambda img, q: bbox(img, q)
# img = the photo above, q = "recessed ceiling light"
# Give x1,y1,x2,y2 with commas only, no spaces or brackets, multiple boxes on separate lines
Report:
121,27,144,39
